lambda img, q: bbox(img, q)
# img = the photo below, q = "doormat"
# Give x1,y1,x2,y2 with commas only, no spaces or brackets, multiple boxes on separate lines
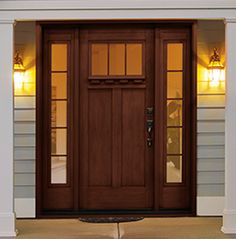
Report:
79,217,144,223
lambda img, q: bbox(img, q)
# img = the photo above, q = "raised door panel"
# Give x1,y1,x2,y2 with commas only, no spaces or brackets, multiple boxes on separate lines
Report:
122,89,146,187
88,89,112,187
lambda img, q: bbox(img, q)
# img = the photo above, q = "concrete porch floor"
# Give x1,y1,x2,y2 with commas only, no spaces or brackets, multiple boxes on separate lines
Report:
4,217,236,239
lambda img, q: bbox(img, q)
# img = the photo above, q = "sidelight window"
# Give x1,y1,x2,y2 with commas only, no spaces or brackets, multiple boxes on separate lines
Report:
166,43,184,183
50,43,68,184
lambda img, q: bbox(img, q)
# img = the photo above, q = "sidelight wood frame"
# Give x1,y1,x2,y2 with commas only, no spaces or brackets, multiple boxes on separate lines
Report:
36,21,197,218
158,29,193,210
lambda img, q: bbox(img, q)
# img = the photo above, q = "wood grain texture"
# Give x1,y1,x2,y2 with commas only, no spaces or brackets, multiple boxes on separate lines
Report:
36,22,196,216
121,89,146,187
88,89,112,187
79,27,154,210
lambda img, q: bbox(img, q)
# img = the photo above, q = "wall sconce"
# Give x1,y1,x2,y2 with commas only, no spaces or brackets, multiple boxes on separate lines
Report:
14,52,25,89
208,48,224,87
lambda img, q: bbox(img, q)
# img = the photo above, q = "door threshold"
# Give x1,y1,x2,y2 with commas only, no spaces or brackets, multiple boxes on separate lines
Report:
38,209,195,218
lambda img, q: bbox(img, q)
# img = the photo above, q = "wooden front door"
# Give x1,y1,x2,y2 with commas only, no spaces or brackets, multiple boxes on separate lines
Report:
37,23,196,216
79,28,154,210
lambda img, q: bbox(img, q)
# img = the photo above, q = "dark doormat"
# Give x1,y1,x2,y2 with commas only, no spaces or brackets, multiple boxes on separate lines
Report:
79,217,144,223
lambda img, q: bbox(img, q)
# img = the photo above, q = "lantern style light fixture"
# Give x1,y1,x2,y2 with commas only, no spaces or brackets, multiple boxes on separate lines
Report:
208,48,224,87
14,51,25,89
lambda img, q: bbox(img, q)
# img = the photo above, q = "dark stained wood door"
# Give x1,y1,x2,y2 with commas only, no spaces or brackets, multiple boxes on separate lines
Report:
37,23,196,216
79,27,154,209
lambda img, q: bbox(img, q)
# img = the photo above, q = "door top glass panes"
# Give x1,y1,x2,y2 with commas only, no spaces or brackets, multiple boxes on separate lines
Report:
91,43,143,76
51,44,68,71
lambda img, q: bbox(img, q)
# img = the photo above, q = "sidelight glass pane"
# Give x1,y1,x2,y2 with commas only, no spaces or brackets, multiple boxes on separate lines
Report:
51,129,67,155
166,156,182,183
50,43,68,185
51,156,67,184
126,43,142,75
167,128,182,154
167,72,183,98
51,44,68,71
51,101,67,127
167,43,183,71
167,100,182,126
51,73,67,99
109,44,125,75
91,44,108,76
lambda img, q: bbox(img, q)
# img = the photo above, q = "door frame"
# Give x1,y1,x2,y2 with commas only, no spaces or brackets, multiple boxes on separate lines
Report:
36,20,197,218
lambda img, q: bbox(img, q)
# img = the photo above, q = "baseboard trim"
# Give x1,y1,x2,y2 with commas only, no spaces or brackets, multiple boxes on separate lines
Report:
0,212,16,237
15,198,35,218
197,196,225,216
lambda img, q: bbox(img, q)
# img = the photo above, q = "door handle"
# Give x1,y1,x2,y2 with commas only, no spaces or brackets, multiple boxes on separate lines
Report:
146,107,154,148
146,120,153,147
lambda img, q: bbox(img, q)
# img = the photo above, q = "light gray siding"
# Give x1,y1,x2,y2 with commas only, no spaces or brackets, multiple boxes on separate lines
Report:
14,147,35,160
197,121,225,133
197,20,225,197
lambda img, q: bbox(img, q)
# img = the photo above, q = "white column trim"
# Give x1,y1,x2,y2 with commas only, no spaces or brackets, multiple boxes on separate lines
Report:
222,210,236,233
0,20,16,237
222,19,236,234
0,213,16,237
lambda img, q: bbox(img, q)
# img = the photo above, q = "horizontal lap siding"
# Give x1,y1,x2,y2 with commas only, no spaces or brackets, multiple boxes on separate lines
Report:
14,97,36,198
198,158,224,171
14,122,36,134
15,96,36,108
14,22,36,199
15,109,36,121
197,184,224,196
197,133,225,146
14,147,35,160
14,186,35,198
198,121,225,133
197,20,225,197
14,161,35,173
